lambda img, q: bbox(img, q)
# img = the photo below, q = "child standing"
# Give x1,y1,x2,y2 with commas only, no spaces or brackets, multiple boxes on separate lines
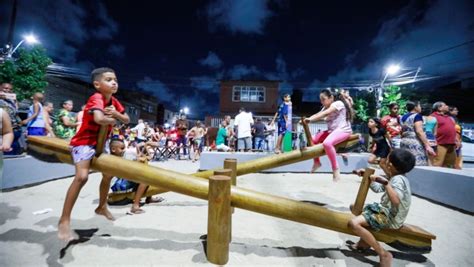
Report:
304,89,353,181
368,117,392,175
348,149,416,267
270,93,292,154
58,67,130,241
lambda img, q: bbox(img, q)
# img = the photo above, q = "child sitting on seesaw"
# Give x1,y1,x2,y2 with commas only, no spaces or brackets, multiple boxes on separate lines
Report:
109,138,164,214
348,148,416,267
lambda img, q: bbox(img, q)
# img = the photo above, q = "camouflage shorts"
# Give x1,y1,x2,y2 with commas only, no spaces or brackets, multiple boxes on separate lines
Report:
362,202,389,231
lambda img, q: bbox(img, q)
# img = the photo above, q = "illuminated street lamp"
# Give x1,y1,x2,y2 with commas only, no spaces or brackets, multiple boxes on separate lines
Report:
376,64,401,116
183,107,189,115
7,34,39,58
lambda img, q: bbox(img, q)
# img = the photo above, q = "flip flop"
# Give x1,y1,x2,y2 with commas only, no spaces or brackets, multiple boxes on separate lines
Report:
129,208,146,214
145,196,165,204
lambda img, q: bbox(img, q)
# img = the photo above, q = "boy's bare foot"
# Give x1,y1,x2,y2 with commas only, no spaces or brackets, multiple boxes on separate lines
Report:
380,251,393,267
311,162,321,173
58,221,74,241
333,169,341,182
95,207,115,221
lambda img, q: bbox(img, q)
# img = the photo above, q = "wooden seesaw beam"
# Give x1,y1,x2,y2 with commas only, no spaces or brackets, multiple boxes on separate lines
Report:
27,135,435,249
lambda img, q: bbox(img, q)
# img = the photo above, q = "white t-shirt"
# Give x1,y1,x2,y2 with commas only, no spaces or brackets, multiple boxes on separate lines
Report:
131,123,146,139
325,100,352,133
234,111,254,138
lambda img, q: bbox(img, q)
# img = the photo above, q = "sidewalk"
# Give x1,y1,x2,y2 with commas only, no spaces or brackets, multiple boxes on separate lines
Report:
0,159,472,266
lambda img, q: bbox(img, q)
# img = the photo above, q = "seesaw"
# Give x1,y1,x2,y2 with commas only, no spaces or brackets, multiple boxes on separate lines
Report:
27,124,435,265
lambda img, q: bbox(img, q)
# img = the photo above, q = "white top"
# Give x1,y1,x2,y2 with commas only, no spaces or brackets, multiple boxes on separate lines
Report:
131,122,146,139
325,100,351,133
234,111,254,138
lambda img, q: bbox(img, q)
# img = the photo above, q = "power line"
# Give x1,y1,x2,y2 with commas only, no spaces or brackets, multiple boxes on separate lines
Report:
408,39,474,62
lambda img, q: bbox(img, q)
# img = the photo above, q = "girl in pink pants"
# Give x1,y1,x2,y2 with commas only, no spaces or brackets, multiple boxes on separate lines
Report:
305,89,353,181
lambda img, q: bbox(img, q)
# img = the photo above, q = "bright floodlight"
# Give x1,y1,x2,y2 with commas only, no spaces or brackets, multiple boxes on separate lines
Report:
386,64,400,75
183,107,189,114
24,34,39,44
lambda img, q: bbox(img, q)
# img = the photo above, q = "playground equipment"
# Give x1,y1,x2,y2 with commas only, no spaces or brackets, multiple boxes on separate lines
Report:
27,124,435,265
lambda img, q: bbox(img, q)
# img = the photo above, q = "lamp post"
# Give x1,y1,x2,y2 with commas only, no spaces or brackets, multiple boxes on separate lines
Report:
5,34,39,59
376,64,400,117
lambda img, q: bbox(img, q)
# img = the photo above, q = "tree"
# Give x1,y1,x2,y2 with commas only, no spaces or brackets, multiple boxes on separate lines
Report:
0,46,52,101
353,90,376,122
380,85,407,117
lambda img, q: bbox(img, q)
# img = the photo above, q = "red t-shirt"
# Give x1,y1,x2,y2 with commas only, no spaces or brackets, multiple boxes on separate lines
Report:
70,93,125,146
381,114,401,138
431,112,456,145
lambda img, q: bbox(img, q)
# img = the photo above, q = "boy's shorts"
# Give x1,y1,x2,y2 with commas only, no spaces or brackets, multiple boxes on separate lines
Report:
71,145,96,163
362,202,389,231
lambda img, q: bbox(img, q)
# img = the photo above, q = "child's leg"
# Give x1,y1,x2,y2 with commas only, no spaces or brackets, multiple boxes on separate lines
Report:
131,184,148,214
322,130,351,181
368,154,377,164
311,131,330,172
95,173,115,220
58,160,91,241
348,215,393,266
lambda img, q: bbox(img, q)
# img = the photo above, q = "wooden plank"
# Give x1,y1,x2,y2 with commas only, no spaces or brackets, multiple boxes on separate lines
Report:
352,168,375,215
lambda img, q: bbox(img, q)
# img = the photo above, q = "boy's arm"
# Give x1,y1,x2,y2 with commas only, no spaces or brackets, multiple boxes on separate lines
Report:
384,181,401,207
105,107,130,124
93,110,116,125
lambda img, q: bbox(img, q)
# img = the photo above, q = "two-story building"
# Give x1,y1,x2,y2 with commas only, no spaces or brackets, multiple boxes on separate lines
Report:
219,80,280,116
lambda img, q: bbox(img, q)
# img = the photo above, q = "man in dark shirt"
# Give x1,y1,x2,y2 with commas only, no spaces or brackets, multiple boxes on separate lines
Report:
175,114,189,159
252,118,267,150
431,101,456,167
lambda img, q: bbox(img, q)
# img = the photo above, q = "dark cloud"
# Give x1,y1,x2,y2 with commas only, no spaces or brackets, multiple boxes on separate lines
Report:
322,0,474,86
136,76,175,104
199,51,223,69
205,0,274,34
108,44,125,58
0,0,121,71
91,2,119,40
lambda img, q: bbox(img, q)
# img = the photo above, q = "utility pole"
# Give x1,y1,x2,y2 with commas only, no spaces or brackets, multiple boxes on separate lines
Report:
6,0,18,55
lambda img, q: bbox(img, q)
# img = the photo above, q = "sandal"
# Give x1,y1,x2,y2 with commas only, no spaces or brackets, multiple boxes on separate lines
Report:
145,196,165,204
130,208,146,214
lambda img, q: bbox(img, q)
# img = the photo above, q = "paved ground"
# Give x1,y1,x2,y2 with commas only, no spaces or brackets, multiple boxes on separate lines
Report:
0,159,473,266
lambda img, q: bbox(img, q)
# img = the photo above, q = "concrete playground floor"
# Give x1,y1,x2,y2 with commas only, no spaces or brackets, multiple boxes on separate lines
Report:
0,159,473,266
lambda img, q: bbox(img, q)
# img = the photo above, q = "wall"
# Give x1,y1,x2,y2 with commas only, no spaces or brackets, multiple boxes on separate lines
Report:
220,80,279,115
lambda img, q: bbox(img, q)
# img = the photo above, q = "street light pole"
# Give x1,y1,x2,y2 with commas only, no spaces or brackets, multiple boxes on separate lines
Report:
376,64,400,117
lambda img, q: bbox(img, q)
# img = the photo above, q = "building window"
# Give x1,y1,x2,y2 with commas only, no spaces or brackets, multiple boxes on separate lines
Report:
232,86,265,102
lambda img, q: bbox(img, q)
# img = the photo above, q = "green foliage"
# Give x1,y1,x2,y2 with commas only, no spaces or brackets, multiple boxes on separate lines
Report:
0,46,52,101
380,85,407,117
354,98,370,122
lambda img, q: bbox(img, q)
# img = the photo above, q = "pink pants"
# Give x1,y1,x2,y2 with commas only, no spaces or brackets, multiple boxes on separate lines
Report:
313,130,351,171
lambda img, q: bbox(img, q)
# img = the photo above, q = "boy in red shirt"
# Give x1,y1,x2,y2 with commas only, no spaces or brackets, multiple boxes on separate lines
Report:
58,68,130,241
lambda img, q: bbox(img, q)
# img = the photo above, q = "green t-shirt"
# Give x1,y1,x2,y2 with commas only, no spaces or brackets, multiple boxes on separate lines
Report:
53,109,77,139
216,127,227,145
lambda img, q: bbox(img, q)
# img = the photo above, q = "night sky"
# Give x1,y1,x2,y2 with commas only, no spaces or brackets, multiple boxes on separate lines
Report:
1,0,473,117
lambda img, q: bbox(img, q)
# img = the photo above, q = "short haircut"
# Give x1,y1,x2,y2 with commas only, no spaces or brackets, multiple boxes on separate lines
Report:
389,148,416,174
239,107,246,112
109,138,125,149
62,99,73,106
405,101,418,112
91,67,115,82
448,106,458,112
432,101,444,112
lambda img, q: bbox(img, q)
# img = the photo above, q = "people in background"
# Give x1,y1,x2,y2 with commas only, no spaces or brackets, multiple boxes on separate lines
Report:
234,107,254,152
216,120,231,152
367,117,391,175
23,92,46,136
431,101,456,168
54,100,78,139
400,101,435,166
0,82,24,155
175,114,189,159
252,118,267,150
421,104,437,165
43,102,56,137
381,103,402,149
270,93,292,154
449,106,462,169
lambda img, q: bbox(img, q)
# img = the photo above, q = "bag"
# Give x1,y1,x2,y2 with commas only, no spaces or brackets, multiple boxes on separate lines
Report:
283,132,292,152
